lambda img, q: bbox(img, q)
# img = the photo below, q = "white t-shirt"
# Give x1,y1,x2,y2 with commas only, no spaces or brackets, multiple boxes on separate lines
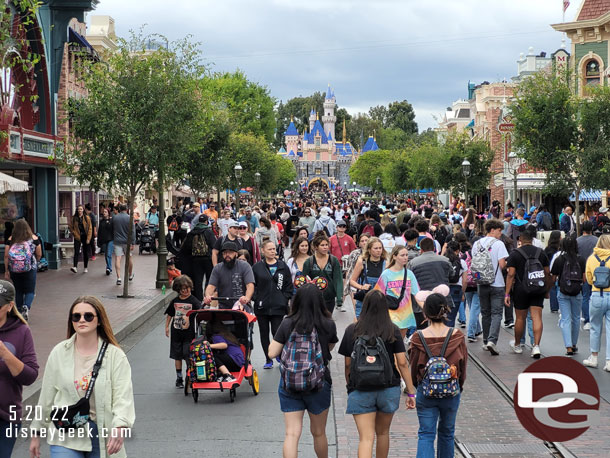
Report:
472,236,509,287
456,259,468,287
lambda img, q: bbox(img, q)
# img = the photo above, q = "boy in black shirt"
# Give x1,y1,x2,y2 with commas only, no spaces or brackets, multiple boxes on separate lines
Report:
164,275,202,388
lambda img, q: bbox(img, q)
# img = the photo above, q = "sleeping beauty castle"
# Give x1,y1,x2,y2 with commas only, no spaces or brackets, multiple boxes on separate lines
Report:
278,85,379,191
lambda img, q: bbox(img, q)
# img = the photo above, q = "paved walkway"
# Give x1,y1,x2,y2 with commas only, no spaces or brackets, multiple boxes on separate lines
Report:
20,251,173,400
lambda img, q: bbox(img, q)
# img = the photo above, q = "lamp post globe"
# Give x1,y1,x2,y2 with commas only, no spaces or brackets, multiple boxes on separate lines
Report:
234,162,243,214
461,159,471,209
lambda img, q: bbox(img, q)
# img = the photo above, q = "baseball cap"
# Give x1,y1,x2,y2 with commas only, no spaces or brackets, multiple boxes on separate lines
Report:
504,212,512,218
228,219,240,228
438,212,447,222
0,280,15,305
245,206,252,212
238,221,248,228
221,241,240,253
198,214,209,223
600,207,609,214
337,220,347,227
529,206,537,213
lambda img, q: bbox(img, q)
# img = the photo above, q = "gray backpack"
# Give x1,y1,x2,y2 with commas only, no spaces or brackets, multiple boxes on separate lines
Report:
471,239,498,285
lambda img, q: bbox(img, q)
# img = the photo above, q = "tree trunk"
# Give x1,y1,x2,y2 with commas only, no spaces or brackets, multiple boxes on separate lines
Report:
575,186,581,238
120,191,136,298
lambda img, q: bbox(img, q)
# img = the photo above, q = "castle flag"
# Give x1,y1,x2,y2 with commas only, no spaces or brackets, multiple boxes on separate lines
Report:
563,0,570,12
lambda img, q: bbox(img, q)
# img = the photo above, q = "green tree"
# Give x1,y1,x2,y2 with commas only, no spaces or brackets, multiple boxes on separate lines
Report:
387,100,418,134
369,105,389,128
346,113,381,151
349,149,392,189
511,71,610,234
377,127,411,150
202,70,276,144
64,31,204,295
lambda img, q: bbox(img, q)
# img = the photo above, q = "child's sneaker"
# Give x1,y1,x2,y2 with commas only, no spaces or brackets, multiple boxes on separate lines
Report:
175,377,184,389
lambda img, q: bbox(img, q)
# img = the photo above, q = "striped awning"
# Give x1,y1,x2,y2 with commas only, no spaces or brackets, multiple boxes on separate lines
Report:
569,190,602,201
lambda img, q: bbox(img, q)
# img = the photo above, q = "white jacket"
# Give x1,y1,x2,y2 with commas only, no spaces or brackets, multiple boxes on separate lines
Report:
31,335,135,457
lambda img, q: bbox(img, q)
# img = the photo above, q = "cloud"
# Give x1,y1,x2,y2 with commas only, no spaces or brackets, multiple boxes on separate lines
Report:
90,0,578,131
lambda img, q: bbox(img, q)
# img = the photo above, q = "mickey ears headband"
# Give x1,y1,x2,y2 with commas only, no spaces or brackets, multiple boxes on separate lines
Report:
414,284,450,305
294,275,328,291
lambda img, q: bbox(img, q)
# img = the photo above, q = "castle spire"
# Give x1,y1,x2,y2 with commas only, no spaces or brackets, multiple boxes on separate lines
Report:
342,120,346,145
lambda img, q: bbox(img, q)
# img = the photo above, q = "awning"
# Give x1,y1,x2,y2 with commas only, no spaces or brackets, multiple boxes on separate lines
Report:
0,172,29,194
569,190,602,201
466,119,475,128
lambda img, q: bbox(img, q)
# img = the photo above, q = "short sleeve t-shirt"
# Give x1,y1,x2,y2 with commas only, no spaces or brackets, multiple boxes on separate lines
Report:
273,316,338,384
338,323,405,391
472,236,509,287
374,268,420,329
74,350,97,421
164,295,202,340
208,260,255,308
506,245,549,296
550,253,586,296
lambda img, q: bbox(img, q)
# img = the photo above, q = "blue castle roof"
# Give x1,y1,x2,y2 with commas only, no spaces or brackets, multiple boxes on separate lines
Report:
297,150,303,157
285,121,298,136
362,136,379,153
278,146,286,153
288,150,295,157
310,119,328,144
336,142,356,156
326,85,333,100
310,108,316,116
327,130,333,141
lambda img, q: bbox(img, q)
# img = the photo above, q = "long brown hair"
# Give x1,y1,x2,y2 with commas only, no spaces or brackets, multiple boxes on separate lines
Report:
387,245,408,269
311,231,329,251
363,237,386,262
67,296,120,347
290,236,311,259
11,219,34,244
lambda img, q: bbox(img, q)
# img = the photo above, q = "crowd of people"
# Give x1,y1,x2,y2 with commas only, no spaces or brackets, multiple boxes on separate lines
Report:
4,189,610,458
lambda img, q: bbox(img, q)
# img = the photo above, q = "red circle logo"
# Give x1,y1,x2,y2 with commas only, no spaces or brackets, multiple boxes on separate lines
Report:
513,356,600,442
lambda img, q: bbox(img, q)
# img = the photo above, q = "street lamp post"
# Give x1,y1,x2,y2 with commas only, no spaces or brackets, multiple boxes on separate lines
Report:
254,171,261,202
352,181,356,192
376,176,381,198
508,151,520,207
234,162,242,215
462,159,471,208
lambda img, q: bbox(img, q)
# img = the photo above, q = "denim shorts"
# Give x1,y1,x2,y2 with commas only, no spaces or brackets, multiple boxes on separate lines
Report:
346,385,401,414
278,381,331,415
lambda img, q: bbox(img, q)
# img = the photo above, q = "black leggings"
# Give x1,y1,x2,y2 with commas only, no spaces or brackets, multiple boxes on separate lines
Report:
257,315,284,363
213,350,241,372
73,237,89,268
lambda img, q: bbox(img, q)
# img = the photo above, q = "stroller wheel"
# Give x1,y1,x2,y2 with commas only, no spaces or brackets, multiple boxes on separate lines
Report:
192,389,199,403
250,369,259,395
229,388,236,403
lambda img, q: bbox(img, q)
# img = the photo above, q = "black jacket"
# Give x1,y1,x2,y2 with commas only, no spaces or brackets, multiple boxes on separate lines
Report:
252,260,293,316
97,218,113,247
178,224,216,261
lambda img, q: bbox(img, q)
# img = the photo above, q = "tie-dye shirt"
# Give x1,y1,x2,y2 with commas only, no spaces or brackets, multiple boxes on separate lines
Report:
375,267,420,329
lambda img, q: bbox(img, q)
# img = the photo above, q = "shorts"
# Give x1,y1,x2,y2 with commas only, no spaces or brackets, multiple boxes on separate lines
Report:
512,288,545,310
278,380,331,415
169,338,191,361
114,244,128,256
346,385,401,415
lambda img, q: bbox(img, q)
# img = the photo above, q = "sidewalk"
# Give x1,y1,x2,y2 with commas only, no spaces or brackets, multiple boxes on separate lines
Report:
20,251,175,401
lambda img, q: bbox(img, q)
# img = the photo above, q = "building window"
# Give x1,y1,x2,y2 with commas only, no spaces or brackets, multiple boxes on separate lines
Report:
315,137,321,147
585,59,601,86
316,152,320,160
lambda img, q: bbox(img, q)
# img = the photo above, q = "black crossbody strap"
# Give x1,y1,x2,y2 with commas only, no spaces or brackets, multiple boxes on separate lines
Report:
440,328,454,358
84,341,108,400
397,268,407,301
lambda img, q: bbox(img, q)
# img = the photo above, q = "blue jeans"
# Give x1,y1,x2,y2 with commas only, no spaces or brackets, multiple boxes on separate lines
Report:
0,421,20,457
549,283,559,312
582,283,592,324
10,269,36,310
102,241,114,271
558,292,581,348
50,421,100,457
477,285,505,345
519,310,534,346
458,301,466,323
416,386,461,458
465,292,482,339
589,292,610,358
446,285,463,327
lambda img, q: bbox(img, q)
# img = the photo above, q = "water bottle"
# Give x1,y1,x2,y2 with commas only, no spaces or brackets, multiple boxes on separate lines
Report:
162,285,166,295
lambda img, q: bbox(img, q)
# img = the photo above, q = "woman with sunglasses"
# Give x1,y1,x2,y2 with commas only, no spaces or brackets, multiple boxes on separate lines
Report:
30,296,135,458
268,284,338,458
343,233,371,303
238,221,261,264
302,231,343,314
350,237,387,319
0,280,38,457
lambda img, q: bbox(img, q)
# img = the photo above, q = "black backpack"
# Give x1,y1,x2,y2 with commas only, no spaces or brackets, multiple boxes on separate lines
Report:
559,254,583,296
516,247,547,295
448,257,461,284
349,335,393,391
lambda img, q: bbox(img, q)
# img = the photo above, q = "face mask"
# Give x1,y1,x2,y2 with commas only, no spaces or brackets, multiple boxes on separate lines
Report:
224,257,237,269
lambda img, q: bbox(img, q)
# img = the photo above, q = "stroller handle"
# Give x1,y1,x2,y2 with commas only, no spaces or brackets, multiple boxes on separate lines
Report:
210,297,241,301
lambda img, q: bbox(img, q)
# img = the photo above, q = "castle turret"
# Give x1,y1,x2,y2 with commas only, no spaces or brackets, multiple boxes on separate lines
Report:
309,108,316,131
284,117,299,157
322,84,336,139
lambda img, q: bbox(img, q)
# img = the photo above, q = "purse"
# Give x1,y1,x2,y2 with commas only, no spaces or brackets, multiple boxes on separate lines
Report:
51,341,108,430
386,268,407,311
354,261,368,302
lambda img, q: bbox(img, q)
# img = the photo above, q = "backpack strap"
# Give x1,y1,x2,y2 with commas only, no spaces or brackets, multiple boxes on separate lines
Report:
439,327,455,358
416,330,434,359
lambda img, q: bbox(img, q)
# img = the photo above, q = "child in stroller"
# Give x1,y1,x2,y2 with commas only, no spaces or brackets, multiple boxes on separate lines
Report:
206,320,244,383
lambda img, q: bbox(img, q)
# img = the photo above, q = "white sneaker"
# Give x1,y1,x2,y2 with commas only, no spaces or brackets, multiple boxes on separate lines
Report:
509,340,523,354
583,322,592,331
604,361,610,372
70,267,77,273
482,342,490,351
583,355,598,368
487,342,499,355
531,345,541,359
84,268,88,273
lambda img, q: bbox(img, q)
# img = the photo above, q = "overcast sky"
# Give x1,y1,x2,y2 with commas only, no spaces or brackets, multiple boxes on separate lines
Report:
89,0,578,132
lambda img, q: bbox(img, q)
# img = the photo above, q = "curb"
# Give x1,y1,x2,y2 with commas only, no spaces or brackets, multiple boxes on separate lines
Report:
22,290,177,406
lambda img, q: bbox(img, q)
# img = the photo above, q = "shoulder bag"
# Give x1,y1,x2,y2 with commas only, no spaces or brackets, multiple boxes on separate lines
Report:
386,268,407,310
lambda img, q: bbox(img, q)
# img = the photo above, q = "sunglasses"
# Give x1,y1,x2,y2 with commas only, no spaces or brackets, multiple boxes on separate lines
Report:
71,312,97,322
